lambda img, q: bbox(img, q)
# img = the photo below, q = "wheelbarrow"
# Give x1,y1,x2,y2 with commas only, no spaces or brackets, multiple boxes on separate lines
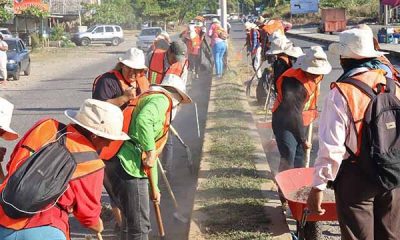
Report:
275,168,337,240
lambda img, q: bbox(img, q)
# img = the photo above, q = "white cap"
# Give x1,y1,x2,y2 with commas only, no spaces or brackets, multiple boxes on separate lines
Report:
118,48,147,69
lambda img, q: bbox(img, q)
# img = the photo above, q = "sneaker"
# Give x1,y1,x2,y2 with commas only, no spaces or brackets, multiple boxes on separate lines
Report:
195,73,199,79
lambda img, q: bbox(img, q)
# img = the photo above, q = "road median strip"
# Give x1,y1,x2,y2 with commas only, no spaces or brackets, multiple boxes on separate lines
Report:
189,51,291,239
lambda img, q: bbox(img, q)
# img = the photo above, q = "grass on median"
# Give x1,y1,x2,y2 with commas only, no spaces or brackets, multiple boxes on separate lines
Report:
194,61,272,239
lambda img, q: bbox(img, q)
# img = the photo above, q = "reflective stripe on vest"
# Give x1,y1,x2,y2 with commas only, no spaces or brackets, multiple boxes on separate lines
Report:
92,70,130,93
99,90,173,161
0,118,104,231
330,69,400,154
272,68,323,126
148,49,166,84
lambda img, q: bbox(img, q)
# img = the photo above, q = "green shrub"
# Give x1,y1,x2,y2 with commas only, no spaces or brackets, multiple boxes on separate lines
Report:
50,24,65,41
30,33,41,49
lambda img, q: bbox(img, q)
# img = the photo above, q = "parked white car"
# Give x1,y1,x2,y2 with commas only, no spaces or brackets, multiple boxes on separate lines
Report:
71,24,124,46
0,28,13,38
136,27,163,50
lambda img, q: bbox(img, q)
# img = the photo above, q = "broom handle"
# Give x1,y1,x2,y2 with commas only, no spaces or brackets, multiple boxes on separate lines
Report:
304,122,313,168
96,232,103,240
145,167,165,237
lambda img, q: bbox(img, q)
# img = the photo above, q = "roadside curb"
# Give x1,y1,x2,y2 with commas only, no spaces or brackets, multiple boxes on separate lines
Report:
286,30,400,58
189,71,292,239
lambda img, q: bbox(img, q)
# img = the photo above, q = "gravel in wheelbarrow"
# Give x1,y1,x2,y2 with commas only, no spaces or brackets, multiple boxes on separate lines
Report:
275,167,337,222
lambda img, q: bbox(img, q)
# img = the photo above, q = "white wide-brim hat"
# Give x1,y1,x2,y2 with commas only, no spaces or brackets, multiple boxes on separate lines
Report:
329,28,385,59
65,99,130,141
159,74,192,104
293,46,332,75
118,48,147,69
284,46,304,58
266,36,293,55
0,97,19,141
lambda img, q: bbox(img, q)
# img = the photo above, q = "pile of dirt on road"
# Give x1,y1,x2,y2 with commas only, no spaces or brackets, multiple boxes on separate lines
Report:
288,186,335,203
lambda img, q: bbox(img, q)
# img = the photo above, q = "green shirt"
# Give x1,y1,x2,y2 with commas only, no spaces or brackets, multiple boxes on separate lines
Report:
117,93,170,191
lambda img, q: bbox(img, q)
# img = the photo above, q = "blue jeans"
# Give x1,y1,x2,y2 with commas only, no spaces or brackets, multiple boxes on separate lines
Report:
212,41,227,76
272,126,305,172
106,158,151,240
0,226,66,240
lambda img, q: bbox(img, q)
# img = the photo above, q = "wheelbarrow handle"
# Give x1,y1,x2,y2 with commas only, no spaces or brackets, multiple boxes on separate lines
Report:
300,208,311,229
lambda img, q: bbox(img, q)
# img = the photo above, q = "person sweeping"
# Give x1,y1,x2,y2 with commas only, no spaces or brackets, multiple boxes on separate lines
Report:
102,74,192,239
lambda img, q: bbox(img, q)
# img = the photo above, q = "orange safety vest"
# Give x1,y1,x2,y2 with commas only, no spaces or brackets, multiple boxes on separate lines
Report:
0,118,104,232
148,49,188,84
272,68,323,126
331,69,400,154
184,27,202,55
99,90,173,161
262,19,285,35
92,70,150,107
92,70,130,93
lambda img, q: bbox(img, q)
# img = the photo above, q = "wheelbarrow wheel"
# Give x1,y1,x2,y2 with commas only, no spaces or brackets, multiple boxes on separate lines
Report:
297,221,323,240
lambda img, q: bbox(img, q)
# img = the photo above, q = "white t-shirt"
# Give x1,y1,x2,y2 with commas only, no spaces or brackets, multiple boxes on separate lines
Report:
0,40,8,61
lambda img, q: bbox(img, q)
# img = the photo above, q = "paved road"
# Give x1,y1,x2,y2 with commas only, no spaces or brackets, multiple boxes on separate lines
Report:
0,30,212,240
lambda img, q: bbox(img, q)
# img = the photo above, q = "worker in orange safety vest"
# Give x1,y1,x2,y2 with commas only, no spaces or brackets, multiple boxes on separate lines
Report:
0,99,128,240
272,46,331,172
147,40,189,85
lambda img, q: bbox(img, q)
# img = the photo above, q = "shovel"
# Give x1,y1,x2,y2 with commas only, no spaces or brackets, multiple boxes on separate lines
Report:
304,122,313,168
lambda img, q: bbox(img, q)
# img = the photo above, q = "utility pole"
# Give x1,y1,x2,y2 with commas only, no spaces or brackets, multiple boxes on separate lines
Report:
219,0,227,30
384,4,389,25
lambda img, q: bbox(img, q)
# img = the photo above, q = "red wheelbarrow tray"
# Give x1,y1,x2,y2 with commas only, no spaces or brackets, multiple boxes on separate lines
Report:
275,167,337,222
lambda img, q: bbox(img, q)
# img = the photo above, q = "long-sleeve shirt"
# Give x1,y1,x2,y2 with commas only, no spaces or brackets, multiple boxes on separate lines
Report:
312,87,353,190
24,169,104,235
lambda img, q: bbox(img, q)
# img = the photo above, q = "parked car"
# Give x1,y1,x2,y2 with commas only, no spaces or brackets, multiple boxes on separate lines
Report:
71,24,124,46
0,28,12,38
136,27,163,50
5,37,30,80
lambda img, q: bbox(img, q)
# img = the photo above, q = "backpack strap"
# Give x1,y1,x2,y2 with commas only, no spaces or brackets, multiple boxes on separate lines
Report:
56,124,98,164
384,77,396,94
338,78,376,99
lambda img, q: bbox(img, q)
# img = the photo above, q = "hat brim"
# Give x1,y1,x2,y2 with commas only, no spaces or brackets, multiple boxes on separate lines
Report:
284,48,304,58
266,49,285,55
0,126,18,141
159,85,192,104
329,42,386,59
119,59,148,69
64,110,130,141
293,56,332,75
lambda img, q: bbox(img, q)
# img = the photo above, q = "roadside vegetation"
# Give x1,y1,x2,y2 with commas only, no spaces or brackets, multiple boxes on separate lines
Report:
264,0,380,24
193,51,272,239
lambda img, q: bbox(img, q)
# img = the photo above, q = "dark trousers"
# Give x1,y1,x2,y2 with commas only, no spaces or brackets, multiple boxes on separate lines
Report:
272,126,305,172
105,158,151,240
334,162,400,240
188,53,200,74
161,130,174,173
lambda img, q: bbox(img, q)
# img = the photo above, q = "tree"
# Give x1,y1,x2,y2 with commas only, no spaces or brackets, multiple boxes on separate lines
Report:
83,0,135,27
0,0,14,23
